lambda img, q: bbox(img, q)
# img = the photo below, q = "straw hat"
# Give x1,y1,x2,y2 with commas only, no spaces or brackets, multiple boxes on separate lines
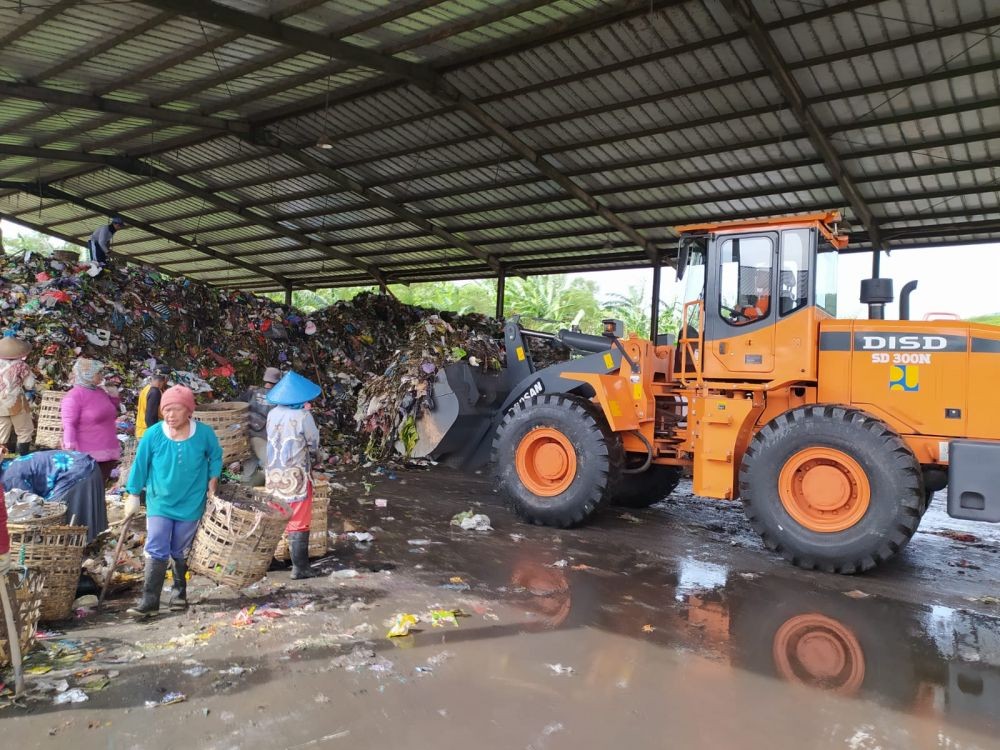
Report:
0,336,31,360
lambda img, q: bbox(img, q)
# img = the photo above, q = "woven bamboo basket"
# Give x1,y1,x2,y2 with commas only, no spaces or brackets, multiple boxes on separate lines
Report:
34,390,67,449
3,500,67,527
189,485,290,589
194,402,251,464
273,494,329,560
52,249,80,263
7,524,88,622
0,571,44,669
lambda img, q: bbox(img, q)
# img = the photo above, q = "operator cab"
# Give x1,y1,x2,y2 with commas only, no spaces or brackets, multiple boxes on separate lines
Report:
675,212,847,382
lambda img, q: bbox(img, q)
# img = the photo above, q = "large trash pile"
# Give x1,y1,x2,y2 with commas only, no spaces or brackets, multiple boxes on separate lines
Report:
0,254,505,463
355,315,503,459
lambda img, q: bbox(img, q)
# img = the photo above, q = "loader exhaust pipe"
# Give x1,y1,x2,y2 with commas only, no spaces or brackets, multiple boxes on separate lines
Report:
898,280,918,321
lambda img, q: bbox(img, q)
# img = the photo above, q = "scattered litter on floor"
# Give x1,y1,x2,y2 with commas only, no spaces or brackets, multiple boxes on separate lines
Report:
451,511,493,531
145,692,187,708
386,613,420,638
546,664,575,676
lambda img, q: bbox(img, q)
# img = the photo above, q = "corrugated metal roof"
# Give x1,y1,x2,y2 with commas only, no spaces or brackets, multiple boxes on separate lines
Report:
1,0,998,291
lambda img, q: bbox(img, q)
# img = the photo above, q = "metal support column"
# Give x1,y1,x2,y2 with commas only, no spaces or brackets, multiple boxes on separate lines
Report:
872,247,881,278
284,285,293,307
649,254,662,342
496,266,507,320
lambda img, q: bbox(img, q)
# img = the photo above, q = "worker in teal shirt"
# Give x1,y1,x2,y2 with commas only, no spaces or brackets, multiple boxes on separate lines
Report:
124,385,222,619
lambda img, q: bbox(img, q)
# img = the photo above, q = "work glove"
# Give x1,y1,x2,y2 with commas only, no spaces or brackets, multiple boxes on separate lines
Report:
0,551,10,576
124,494,141,518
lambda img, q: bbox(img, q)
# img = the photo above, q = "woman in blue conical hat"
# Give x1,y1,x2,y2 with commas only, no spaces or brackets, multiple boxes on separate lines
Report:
265,371,322,579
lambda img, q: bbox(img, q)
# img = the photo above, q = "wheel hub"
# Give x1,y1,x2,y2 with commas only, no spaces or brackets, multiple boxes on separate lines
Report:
778,447,871,532
515,427,577,497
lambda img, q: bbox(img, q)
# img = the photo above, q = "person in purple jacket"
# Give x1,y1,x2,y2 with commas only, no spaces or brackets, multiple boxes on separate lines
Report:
61,358,122,486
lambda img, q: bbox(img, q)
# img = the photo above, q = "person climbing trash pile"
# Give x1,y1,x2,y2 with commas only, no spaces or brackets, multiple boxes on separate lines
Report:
124,385,222,619
265,371,321,580
87,215,125,266
0,335,35,456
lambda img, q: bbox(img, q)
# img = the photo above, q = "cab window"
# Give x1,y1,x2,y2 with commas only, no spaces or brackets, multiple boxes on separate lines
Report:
779,229,810,316
719,235,774,326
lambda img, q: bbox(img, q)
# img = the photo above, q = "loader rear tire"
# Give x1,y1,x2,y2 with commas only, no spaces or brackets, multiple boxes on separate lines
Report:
611,466,682,508
739,406,924,574
493,394,620,527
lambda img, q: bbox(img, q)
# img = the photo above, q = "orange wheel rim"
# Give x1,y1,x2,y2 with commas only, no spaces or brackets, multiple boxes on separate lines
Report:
773,613,865,695
778,447,871,532
515,427,577,497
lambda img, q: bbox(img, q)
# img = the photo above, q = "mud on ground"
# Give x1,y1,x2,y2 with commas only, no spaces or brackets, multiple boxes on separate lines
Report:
4,467,1000,750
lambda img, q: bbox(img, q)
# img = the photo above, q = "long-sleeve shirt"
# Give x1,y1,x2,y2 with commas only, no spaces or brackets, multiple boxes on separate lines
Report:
239,385,275,440
1,450,97,500
265,406,319,504
126,420,223,521
89,224,115,255
0,359,35,416
61,385,122,462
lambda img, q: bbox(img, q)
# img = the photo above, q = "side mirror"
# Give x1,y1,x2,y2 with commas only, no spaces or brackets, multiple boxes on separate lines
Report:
676,236,691,281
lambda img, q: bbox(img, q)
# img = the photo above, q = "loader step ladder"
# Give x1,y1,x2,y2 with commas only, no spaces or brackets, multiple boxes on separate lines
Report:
676,299,704,386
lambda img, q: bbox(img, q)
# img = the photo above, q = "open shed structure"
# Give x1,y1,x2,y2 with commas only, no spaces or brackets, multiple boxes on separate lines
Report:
0,0,997,304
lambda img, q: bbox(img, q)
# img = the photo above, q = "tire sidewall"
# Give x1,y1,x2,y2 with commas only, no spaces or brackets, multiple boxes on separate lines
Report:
494,395,612,526
742,408,921,568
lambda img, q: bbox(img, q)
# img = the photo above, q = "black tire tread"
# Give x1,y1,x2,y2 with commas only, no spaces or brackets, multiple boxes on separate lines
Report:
739,405,923,574
492,393,620,527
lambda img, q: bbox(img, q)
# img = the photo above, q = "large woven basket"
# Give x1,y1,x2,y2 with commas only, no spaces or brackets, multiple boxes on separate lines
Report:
273,494,329,560
34,390,67,449
189,485,289,589
7,524,88,622
0,571,44,669
194,402,251,464
4,500,67,527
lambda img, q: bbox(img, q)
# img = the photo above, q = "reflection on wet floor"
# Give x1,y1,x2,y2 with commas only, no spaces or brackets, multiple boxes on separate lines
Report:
389,521,1000,740
7,469,1000,749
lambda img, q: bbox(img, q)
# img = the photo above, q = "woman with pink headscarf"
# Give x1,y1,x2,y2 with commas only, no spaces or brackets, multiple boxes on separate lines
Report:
61,358,121,485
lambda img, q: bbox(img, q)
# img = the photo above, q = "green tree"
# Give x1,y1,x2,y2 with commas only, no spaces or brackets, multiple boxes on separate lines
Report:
1,228,74,258
600,284,681,339
503,275,604,332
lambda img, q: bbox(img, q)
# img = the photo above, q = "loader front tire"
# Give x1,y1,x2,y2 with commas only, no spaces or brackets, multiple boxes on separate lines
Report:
493,394,620,527
740,406,924,574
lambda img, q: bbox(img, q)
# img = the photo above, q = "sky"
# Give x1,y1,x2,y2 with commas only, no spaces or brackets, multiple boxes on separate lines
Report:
3,218,999,321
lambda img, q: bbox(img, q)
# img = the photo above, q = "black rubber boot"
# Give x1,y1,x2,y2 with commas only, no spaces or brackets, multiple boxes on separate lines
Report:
289,531,318,580
16,442,30,456
169,558,188,611
126,557,169,619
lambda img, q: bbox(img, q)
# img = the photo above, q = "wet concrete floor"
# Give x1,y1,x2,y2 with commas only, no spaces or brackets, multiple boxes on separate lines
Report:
4,467,1000,749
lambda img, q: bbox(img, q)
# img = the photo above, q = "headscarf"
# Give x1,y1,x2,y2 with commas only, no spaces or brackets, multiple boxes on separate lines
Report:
72,358,103,388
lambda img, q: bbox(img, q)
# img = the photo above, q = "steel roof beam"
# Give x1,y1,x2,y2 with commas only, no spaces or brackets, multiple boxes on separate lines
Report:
0,144,385,283
276,146,501,272
0,87,252,132
138,0,659,263
0,181,285,285
721,0,883,248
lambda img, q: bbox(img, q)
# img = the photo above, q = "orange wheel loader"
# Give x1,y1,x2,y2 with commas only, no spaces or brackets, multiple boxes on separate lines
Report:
418,211,1000,574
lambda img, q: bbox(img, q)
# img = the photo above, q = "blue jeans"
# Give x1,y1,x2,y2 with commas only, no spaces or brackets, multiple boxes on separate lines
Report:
145,516,200,561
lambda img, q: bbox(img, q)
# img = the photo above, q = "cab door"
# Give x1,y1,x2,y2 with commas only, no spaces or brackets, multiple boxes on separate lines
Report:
704,232,778,378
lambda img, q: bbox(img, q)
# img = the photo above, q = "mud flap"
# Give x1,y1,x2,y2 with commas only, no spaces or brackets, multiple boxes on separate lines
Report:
947,440,1000,522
